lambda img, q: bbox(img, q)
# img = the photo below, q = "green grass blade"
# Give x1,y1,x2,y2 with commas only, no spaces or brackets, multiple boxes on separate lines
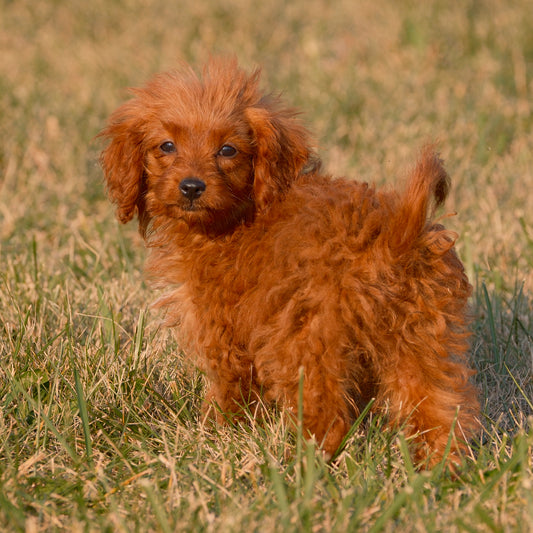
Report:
482,283,503,369
73,366,93,465
10,377,78,463
368,475,426,533
505,363,533,411
268,463,290,518
139,480,172,533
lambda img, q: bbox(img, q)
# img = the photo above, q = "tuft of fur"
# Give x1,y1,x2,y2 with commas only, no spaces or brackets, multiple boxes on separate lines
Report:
100,58,479,467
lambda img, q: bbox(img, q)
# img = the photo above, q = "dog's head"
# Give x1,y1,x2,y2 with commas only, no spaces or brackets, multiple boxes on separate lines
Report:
100,58,316,236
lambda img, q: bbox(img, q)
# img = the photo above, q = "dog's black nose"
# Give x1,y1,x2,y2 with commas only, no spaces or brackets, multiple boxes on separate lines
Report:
179,178,206,200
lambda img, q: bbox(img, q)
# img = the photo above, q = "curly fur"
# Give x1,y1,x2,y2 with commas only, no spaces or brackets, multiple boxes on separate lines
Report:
100,58,479,466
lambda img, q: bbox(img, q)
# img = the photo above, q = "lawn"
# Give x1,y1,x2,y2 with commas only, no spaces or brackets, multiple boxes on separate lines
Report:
1,0,532,531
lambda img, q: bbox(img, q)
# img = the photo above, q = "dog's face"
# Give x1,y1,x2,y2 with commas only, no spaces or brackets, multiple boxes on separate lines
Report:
141,98,257,233
100,59,314,236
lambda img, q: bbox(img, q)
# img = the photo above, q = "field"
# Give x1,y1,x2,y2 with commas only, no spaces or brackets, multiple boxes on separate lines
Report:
1,0,532,531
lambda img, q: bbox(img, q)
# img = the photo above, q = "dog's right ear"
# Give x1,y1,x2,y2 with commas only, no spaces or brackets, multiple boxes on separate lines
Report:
99,98,147,229
245,101,315,210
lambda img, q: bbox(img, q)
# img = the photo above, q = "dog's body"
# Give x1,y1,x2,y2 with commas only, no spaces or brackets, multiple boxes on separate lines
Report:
101,59,479,466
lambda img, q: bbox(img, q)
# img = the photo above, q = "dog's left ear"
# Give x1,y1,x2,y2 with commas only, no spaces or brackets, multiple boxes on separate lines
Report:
246,103,314,209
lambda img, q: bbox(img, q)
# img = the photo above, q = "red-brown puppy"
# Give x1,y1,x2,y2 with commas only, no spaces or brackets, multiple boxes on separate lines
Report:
101,58,479,466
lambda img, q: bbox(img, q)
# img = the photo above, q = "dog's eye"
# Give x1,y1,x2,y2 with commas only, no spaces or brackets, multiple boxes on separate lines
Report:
218,145,238,158
160,141,176,154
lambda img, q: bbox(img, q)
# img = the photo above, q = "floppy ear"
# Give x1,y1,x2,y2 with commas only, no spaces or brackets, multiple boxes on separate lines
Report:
99,99,148,230
245,102,314,209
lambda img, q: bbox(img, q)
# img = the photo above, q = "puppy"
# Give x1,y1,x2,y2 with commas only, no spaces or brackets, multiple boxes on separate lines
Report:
101,58,479,466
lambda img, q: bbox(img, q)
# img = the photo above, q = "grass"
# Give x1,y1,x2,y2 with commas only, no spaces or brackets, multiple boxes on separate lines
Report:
1,0,532,530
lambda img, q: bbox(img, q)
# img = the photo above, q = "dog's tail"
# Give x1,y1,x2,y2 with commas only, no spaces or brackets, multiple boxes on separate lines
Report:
388,145,451,254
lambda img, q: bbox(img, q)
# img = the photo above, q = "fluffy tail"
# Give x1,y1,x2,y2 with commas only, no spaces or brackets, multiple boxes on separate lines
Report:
389,146,451,253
